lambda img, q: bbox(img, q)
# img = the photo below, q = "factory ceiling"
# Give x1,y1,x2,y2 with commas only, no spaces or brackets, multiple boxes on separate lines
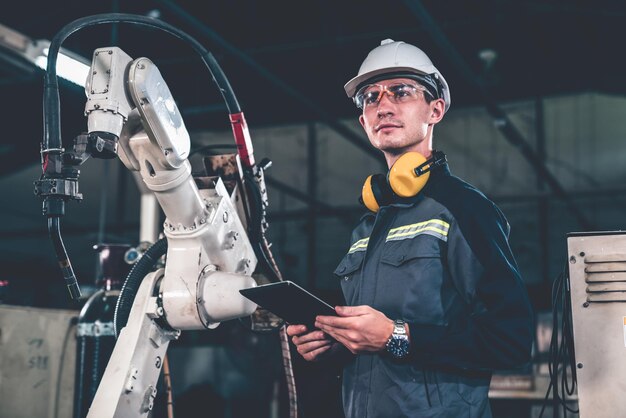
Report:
0,0,624,172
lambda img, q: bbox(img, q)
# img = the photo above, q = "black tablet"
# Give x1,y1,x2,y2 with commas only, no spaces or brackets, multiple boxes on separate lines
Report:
239,281,337,327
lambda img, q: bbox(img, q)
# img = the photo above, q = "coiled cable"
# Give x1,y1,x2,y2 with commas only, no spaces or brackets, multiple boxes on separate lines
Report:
538,261,578,418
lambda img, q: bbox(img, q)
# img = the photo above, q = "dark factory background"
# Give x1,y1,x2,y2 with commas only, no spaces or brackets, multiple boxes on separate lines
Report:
2,1,626,417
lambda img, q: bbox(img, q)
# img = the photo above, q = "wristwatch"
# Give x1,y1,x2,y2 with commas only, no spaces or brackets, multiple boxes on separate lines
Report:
385,319,410,358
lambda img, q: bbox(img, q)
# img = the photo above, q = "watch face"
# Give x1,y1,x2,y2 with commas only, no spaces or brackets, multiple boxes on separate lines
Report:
387,335,410,358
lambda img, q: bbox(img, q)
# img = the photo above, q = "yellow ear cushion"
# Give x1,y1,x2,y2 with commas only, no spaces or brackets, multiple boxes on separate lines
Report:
389,152,431,197
362,175,380,212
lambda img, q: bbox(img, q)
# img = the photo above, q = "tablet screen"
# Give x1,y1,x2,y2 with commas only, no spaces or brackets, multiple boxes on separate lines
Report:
239,281,337,327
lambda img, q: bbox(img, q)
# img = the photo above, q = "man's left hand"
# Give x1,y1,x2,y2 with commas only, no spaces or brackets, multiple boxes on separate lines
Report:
315,305,395,354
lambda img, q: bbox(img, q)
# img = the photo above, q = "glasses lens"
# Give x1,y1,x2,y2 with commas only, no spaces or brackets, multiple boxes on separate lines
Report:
354,82,424,109
388,83,419,100
355,85,380,109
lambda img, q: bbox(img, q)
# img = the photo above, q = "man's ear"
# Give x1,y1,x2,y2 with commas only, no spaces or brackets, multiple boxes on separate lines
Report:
429,99,445,125
359,114,366,129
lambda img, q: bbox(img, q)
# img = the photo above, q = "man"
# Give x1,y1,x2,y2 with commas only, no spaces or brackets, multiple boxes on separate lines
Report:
286,39,534,418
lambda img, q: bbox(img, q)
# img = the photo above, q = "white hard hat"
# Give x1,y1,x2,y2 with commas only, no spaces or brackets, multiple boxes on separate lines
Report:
344,39,451,113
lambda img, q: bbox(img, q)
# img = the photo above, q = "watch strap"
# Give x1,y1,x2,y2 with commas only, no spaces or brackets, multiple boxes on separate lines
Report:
393,319,406,336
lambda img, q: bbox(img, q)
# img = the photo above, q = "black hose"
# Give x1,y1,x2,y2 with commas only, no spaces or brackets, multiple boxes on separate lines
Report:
243,170,281,282
48,216,81,299
113,238,168,337
43,13,241,154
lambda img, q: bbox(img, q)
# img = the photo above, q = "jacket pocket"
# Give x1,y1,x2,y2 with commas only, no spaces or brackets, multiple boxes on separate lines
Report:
333,251,365,305
380,234,442,266
378,235,447,324
333,250,365,278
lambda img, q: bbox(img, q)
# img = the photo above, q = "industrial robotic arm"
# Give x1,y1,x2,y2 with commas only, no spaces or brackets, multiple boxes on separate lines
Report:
86,46,258,329
34,14,296,418
83,46,259,417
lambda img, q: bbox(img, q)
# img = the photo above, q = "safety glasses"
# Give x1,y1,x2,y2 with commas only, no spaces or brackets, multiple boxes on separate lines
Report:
354,82,430,110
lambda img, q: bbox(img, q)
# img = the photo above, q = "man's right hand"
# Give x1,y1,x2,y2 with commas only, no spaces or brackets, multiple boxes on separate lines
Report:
286,324,336,362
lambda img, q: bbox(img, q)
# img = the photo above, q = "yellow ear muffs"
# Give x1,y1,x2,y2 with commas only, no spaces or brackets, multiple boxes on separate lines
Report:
361,151,447,212
388,151,431,197
361,175,380,212
361,173,395,213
